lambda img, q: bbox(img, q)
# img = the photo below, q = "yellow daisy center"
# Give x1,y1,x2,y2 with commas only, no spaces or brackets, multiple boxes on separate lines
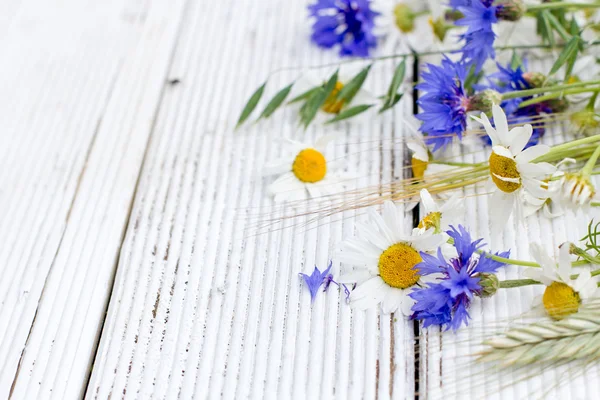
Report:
411,157,428,179
418,211,441,232
378,243,422,289
489,152,521,193
321,81,345,114
542,281,581,320
394,4,415,33
292,148,327,183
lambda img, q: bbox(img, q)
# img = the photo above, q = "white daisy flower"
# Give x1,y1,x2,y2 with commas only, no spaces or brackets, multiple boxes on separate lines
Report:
525,243,597,320
522,158,576,218
472,104,557,225
417,189,463,233
265,135,347,203
337,200,444,315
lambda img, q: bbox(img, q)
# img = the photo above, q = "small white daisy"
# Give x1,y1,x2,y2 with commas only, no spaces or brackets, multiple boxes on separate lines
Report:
472,104,556,225
525,243,597,320
265,135,347,203
417,189,463,233
337,200,444,315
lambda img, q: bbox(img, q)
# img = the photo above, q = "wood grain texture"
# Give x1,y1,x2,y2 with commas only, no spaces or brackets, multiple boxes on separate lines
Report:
0,0,187,398
87,0,418,398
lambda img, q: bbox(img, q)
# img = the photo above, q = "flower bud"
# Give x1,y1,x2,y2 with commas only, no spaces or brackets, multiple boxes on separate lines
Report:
429,17,452,42
394,4,417,33
478,273,499,298
522,72,546,88
495,0,526,21
467,90,502,114
570,109,600,136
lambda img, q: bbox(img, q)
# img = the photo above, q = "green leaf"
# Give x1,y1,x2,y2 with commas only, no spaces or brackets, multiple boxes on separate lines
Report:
385,60,406,107
299,70,339,128
379,93,403,113
336,65,371,104
258,82,294,119
236,82,266,128
545,11,570,41
549,35,580,77
325,104,373,124
537,11,555,47
288,86,320,104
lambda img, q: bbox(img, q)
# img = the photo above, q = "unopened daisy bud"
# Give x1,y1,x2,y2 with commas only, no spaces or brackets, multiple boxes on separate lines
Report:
467,90,502,114
522,72,546,88
570,109,599,136
495,0,526,22
478,273,499,298
394,4,417,33
561,172,596,206
429,16,452,42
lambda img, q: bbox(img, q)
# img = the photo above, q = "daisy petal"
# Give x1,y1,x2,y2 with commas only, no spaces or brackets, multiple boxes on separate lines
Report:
508,124,532,156
515,144,551,164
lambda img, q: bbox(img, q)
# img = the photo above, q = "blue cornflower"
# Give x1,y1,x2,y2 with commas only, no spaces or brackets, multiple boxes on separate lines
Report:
308,0,380,57
479,61,550,148
409,225,509,331
416,58,470,151
299,261,352,302
452,0,497,71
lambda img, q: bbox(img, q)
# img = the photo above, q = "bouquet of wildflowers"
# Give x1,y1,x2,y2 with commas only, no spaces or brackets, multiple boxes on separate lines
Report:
237,0,600,391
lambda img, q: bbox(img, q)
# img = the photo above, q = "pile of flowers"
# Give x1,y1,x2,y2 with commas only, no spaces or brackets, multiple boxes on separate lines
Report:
237,0,600,378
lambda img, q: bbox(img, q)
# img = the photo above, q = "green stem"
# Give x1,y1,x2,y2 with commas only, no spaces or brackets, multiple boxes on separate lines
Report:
499,268,600,289
479,252,540,267
527,2,600,12
534,134,600,162
431,161,485,168
518,88,600,108
582,144,600,177
269,41,600,75
502,80,600,100
499,279,540,288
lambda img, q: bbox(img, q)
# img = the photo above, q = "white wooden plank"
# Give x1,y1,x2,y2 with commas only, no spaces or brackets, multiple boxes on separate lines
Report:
419,55,600,399
0,0,142,396
0,0,187,398
87,0,418,398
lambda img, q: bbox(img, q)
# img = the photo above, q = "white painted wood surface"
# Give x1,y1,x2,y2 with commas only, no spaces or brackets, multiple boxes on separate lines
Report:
1,0,599,399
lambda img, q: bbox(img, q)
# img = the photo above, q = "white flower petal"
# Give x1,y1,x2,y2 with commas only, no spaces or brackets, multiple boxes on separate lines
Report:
572,269,592,294
420,189,438,213
473,112,500,146
557,244,572,283
508,124,533,156
492,145,513,159
338,270,374,284
382,288,404,314
489,189,515,225
399,295,415,316
515,144,551,164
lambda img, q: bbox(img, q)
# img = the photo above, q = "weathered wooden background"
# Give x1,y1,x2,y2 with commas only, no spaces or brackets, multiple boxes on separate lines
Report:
1,0,599,399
